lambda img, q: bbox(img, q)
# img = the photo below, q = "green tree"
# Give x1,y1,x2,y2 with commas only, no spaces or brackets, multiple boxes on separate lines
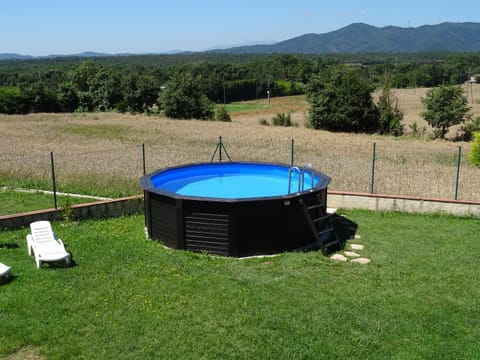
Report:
469,132,480,166
160,72,214,120
57,82,79,112
421,84,470,139
87,67,122,111
121,73,159,113
24,82,60,113
0,87,29,114
377,80,404,136
306,66,379,132
71,61,97,92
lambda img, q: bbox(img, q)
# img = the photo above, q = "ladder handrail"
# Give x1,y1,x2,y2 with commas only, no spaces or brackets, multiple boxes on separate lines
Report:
303,163,315,191
289,164,318,193
288,166,301,194
289,164,319,193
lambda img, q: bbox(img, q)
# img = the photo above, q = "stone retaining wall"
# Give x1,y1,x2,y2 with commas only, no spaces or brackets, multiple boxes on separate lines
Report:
0,196,144,229
328,191,480,217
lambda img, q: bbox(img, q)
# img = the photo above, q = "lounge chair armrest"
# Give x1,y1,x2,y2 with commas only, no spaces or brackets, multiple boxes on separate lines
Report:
57,238,65,247
26,234,34,255
26,234,33,247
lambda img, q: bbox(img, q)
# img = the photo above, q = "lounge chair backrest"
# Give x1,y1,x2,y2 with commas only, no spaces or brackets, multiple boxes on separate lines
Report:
30,221,56,244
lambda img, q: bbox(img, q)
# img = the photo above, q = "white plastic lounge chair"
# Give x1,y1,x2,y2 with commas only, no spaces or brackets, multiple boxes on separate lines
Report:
0,262,12,280
26,221,71,269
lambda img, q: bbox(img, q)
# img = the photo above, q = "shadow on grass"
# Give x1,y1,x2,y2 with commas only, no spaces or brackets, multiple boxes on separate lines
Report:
330,213,359,245
295,213,358,255
0,243,20,249
39,255,77,269
0,273,15,285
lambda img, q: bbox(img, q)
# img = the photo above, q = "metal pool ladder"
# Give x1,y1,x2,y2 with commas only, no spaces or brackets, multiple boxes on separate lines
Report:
288,164,341,255
299,195,341,255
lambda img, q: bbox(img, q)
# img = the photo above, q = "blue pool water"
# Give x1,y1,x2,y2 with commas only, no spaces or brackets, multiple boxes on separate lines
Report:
150,162,320,199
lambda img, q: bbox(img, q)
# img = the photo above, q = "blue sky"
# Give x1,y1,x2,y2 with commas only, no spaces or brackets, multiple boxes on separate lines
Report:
2,0,479,56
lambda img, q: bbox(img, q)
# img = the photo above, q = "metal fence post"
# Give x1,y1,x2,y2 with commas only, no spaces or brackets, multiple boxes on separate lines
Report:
291,139,294,166
50,151,57,209
455,146,462,200
370,142,376,194
142,143,146,175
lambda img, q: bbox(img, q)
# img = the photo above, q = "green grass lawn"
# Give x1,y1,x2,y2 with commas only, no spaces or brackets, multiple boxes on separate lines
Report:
219,102,268,113
1,210,479,359
0,189,98,216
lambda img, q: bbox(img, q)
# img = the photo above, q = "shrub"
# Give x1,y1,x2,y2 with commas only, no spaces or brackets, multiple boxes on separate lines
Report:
408,122,427,138
272,112,292,127
377,83,404,136
457,116,480,142
468,132,480,166
258,118,269,126
215,106,231,122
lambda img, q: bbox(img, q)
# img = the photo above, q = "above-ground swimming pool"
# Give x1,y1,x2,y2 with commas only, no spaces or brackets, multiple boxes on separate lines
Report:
141,161,337,257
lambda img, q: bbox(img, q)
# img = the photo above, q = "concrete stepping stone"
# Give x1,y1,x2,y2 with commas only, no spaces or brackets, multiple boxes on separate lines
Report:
350,244,364,251
344,251,360,258
330,254,348,262
354,234,362,240
351,257,371,264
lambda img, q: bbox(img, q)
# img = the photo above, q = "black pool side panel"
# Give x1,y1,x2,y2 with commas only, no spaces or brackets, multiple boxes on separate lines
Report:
234,199,286,257
149,193,178,249
184,210,230,256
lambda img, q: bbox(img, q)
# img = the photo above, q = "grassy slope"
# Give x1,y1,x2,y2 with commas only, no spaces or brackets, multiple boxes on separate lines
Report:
1,211,479,359
0,189,96,216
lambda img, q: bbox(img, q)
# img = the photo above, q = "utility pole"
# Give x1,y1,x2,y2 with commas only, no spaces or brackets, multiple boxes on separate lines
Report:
466,67,474,104
223,82,226,105
266,75,271,110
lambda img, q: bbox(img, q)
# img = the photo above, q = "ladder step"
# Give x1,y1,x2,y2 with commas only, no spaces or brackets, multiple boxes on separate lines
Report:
318,228,334,236
312,215,331,223
323,239,340,247
322,241,342,255
307,203,325,211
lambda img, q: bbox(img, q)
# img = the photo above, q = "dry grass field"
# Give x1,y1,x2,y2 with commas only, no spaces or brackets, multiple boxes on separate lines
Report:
1,85,480,202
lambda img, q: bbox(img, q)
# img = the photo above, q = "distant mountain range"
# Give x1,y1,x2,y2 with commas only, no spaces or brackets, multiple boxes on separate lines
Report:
2,22,480,60
0,51,112,60
215,22,480,54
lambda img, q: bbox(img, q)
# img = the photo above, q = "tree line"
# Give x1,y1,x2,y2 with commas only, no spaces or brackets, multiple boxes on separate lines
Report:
1,52,480,115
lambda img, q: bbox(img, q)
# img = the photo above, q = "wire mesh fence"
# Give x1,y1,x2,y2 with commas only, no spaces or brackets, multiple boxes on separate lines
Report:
1,138,479,216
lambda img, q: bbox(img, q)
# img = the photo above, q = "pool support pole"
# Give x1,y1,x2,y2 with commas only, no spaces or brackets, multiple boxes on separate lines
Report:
210,136,231,162
50,151,57,209
219,136,223,162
